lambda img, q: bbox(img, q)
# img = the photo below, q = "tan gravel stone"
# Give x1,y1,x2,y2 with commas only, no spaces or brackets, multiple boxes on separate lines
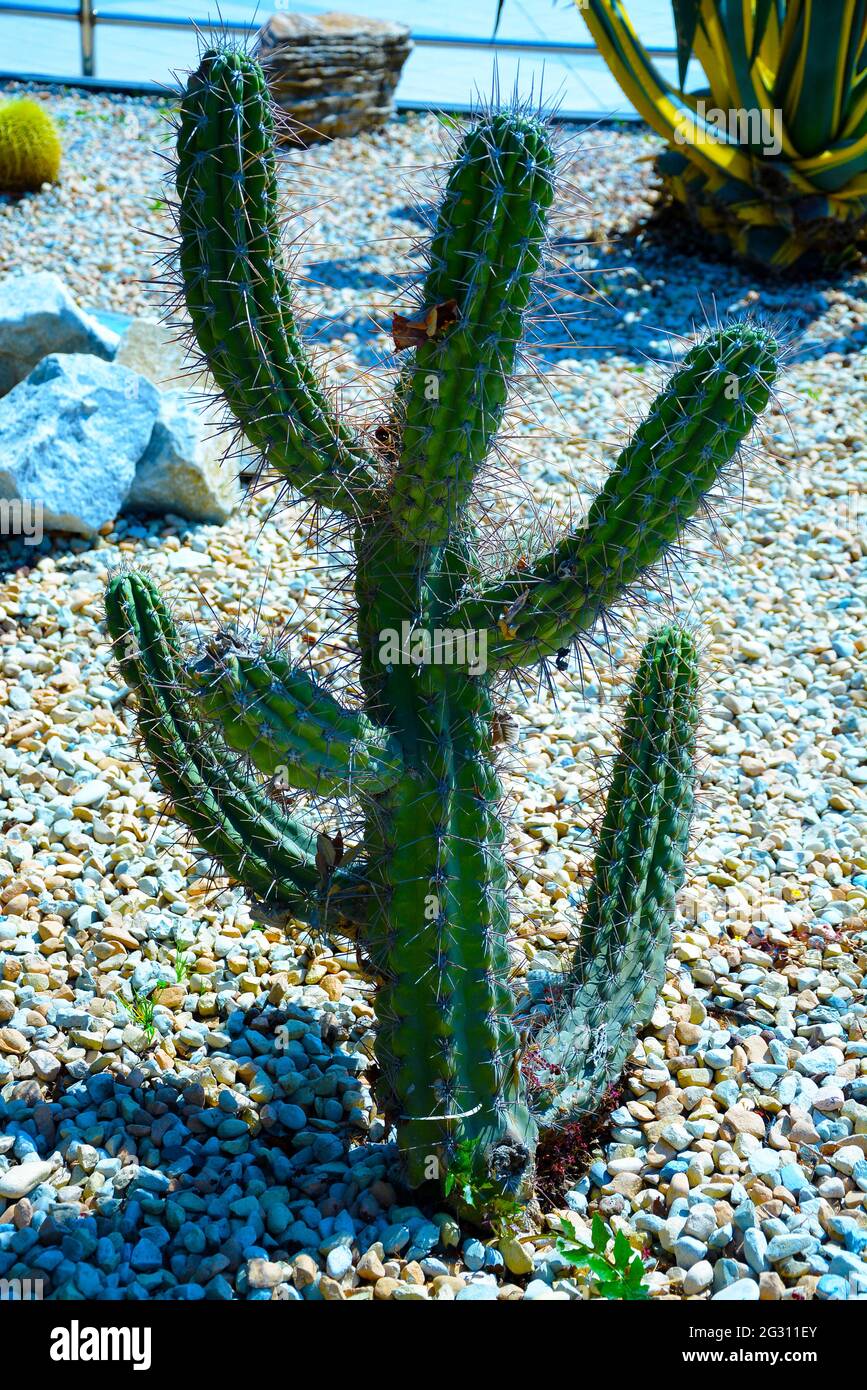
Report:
723,1105,766,1139
357,1249,385,1281
430,1276,465,1295
373,1277,402,1300
291,1254,319,1289
759,1272,785,1300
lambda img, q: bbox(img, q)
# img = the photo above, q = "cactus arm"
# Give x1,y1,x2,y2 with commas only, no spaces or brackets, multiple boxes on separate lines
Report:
451,322,778,668
530,625,699,1121
187,638,405,797
105,572,366,931
175,49,380,515
387,112,555,545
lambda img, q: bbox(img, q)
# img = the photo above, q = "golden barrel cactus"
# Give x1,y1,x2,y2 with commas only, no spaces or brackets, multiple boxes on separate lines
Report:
0,98,61,194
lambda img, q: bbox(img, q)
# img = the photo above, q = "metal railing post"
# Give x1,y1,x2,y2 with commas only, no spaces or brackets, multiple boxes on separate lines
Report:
80,0,95,78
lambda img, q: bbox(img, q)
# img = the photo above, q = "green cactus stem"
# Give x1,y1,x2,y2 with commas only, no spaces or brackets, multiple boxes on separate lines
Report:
188,633,405,798
453,323,777,668
529,624,700,1122
388,111,556,544
175,50,380,513
105,44,781,1214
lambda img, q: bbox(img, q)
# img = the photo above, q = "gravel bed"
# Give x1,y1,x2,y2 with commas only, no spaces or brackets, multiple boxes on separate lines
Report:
0,82,865,1302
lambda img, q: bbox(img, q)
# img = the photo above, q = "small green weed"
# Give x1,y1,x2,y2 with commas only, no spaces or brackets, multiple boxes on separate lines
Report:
557,1211,650,1300
172,948,191,983
117,982,167,1044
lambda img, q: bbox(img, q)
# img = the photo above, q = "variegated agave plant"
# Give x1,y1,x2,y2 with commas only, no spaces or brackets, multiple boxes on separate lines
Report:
579,0,867,269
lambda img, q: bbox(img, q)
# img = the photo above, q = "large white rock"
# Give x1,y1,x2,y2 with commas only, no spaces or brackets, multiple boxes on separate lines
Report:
128,389,241,524
115,316,209,393
117,318,259,478
0,1158,57,1199
0,353,159,537
0,270,119,396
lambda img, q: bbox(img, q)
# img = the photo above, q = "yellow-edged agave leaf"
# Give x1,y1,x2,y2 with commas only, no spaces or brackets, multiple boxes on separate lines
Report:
842,71,867,137
750,0,778,62
580,0,756,181
693,0,797,157
671,0,702,82
575,0,867,267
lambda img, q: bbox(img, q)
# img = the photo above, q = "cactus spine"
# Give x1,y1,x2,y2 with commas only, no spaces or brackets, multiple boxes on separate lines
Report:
105,47,779,1213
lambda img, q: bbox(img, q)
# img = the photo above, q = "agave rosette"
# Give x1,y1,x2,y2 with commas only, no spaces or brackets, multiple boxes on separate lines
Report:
579,0,867,267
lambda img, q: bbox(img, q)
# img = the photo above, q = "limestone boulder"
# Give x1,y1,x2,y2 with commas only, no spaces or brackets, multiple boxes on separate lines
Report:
128,389,241,525
115,316,211,394
0,353,158,537
0,270,118,396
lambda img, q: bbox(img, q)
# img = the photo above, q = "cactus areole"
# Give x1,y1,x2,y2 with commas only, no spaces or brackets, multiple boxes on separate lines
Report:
105,47,779,1216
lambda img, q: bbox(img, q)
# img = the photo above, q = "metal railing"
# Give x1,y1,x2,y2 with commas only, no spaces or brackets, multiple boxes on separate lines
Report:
0,0,678,88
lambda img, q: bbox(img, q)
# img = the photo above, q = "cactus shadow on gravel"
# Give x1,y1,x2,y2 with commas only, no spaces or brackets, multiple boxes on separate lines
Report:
0,1000,400,1300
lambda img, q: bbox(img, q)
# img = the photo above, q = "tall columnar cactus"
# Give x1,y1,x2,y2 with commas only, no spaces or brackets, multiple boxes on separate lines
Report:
105,46,779,1213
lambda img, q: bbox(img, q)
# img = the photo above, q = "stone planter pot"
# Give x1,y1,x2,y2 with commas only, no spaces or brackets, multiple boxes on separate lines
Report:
255,10,412,144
